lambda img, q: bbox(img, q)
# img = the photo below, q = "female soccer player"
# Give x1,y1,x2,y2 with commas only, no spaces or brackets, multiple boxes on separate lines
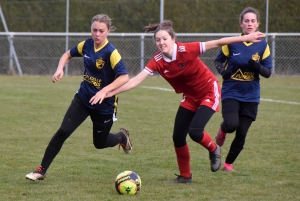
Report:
214,7,272,172
91,20,265,183
25,14,132,181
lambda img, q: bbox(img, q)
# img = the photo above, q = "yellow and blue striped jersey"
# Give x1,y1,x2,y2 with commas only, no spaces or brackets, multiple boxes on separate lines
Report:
215,36,272,102
70,38,128,114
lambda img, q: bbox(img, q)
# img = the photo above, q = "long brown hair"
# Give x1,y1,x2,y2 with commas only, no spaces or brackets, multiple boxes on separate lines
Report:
144,20,176,39
239,7,260,24
91,14,116,31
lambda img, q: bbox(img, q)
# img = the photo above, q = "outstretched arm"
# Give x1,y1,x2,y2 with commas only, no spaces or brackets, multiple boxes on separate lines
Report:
107,70,149,97
89,74,129,105
205,32,265,51
52,50,72,83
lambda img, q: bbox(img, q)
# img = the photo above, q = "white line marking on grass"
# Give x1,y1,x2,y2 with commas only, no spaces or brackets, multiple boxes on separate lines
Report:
141,86,300,105
142,86,174,91
260,99,300,105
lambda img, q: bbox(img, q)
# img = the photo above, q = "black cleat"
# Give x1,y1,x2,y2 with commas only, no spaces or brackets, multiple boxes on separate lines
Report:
209,145,221,172
165,174,192,183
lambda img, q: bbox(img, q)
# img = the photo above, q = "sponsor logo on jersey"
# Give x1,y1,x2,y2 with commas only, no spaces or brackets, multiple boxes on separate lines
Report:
233,53,241,56
83,72,102,88
231,69,255,81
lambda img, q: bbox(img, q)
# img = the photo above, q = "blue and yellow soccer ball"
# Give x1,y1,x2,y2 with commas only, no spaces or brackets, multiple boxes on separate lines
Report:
115,171,141,195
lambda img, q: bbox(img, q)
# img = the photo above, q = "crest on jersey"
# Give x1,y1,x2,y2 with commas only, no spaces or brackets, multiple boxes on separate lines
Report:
96,58,105,69
251,52,260,62
178,63,185,69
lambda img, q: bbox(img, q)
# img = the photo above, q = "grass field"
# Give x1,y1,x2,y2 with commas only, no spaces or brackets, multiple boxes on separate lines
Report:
0,75,299,201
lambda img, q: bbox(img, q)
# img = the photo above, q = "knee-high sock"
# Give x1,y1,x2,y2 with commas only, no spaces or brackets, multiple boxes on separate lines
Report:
199,131,216,152
175,144,191,178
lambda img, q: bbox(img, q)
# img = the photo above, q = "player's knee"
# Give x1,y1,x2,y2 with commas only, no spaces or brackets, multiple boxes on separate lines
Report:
222,121,239,133
188,127,204,142
52,128,71,142
93,141,106,149
172,134,186,147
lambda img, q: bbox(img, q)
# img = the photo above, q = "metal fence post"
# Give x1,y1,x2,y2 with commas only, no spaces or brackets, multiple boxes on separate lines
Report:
140,35,145,72
0,6,22,75
65,0,69,76
271,34,276,75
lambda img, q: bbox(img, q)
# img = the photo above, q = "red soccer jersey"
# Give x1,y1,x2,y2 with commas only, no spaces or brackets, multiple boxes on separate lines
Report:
145,41,217,99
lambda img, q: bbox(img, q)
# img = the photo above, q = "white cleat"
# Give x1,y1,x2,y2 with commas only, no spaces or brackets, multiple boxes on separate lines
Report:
25,166,46,181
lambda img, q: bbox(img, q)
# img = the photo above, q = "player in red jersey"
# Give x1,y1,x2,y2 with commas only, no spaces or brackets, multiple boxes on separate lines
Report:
91,20,265,183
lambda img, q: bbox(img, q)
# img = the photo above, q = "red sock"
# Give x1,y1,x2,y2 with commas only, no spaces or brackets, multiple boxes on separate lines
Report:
175,144,191,178
199,131,216,152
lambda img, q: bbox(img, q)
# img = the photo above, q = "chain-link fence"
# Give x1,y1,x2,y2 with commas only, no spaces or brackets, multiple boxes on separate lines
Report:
0,33,299,76
0,0,299,76
0,0,299,33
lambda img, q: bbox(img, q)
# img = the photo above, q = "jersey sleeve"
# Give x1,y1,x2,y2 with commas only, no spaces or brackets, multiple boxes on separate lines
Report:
110,49,128,77
110,49,122,69
261,44,272,69
215,45,229,63
144,57,157,76
70,40,85,57
178,42,204,59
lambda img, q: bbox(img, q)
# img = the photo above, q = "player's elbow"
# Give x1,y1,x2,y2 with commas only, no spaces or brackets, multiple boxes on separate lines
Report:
259,66,272,78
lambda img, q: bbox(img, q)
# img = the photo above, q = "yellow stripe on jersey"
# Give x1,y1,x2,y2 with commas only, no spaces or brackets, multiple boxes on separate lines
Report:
262,44,271,60
77,41,85,56
110,49,121,69
222,45,229,57
243,42,253,46
94,40,108,52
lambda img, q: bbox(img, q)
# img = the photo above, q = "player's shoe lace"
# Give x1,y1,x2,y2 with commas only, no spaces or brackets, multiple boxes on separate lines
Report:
165,174,192,183
25,166,46,181
216,127,227,147
209,145,221,172
118,128,132,154
223,162,235,172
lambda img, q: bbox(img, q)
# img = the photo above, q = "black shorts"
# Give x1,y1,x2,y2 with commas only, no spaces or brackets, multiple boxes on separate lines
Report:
222,98,259,121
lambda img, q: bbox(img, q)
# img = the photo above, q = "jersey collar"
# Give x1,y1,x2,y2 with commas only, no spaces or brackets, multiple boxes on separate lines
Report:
162,43,177,62
241,33,254,46
94,39,108,52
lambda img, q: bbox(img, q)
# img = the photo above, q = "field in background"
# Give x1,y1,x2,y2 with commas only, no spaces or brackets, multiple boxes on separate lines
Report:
0,75,299,201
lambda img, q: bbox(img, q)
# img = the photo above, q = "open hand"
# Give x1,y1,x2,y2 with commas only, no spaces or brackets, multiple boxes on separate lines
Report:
89,90,108,105
246,31,266,43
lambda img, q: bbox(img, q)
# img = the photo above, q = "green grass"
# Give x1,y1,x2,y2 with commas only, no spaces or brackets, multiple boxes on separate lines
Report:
0,75,299,201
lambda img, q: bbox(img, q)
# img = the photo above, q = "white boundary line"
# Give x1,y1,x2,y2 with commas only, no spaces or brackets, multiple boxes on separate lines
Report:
141,86,300,105
260,98,300,105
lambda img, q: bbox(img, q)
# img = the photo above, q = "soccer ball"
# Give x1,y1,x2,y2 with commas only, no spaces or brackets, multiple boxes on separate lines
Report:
115,171,141,195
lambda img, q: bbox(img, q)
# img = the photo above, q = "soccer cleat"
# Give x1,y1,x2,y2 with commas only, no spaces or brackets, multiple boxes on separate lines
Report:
165,174,192,183
209,145,221,172
223,162,235,172
25,166,46,181
215,127,227,147
119,128,132,154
